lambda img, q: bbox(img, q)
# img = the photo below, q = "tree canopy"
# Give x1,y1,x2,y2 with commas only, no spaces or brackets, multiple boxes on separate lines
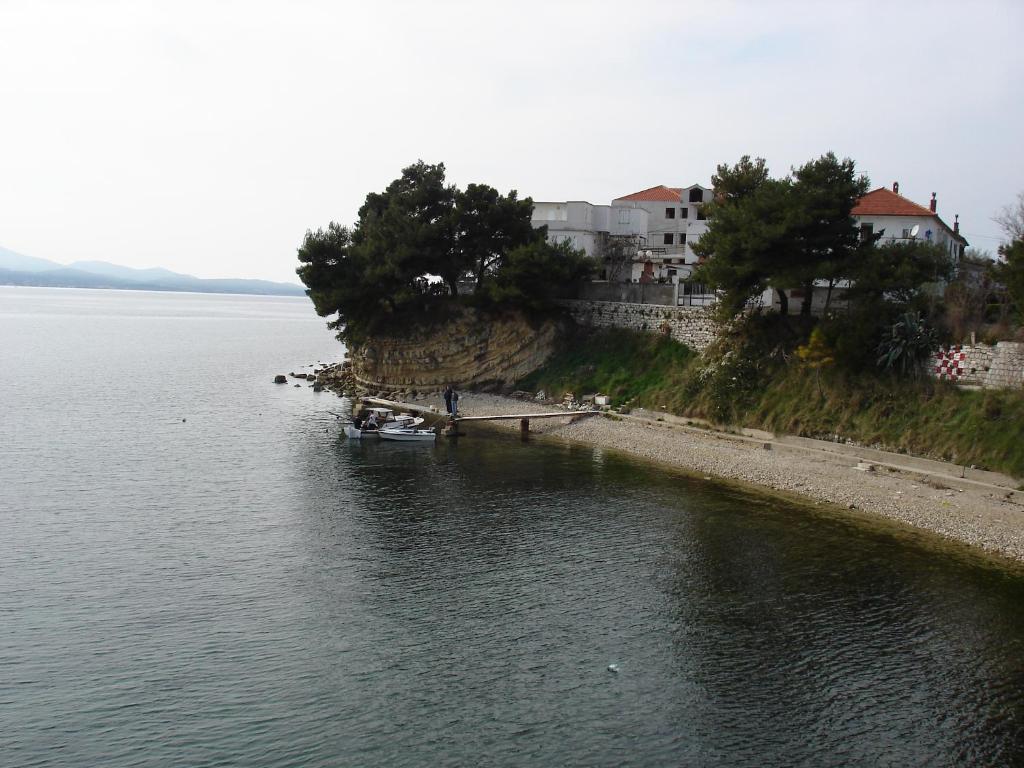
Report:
693,152,872,317
296,161,592,343
995,227,1024,323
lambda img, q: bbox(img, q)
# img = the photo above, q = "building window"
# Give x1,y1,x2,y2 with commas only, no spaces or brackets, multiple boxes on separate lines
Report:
618,208,630,225
665,207,675,219
696,209,706,221
680,208,688,219
663,233,673,245
679,233,686,244
860,223,874,241
689,188,703,203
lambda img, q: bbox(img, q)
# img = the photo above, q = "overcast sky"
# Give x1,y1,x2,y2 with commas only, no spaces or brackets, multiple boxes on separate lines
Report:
2,0,1021,283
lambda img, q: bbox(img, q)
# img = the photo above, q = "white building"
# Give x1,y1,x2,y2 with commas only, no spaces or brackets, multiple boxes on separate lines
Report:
851,182,967,260
531,183,714,301
609,184,712,286
530,200,647,260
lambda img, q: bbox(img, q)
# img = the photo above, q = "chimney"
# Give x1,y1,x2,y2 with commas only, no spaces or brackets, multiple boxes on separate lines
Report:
954,214,960,235
930,192,937,213
892,181,899,194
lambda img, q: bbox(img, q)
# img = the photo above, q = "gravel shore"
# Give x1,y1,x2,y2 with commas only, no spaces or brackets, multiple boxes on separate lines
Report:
449,392,1024,565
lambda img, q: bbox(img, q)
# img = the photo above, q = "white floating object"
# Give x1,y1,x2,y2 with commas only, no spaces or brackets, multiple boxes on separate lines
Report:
607,664,620,673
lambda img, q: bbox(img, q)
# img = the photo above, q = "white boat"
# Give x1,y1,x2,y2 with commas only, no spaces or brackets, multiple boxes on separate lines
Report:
344,408,424,439
378,427,437,442
344,423,378,439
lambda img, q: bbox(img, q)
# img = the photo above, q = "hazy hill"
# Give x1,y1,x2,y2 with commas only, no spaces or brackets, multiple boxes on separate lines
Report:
66,260,189,282
0,247,306,296
0,246,63,272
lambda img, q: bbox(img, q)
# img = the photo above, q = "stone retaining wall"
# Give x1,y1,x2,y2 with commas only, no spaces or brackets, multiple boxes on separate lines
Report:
559,299,718,351
932,341,1024,389
575,282,676,306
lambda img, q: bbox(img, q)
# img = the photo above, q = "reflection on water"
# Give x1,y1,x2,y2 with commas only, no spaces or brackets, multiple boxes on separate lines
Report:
2,287,1023,767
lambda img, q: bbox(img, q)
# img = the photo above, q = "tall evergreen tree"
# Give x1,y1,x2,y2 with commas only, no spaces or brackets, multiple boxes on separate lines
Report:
694,152,869,317
693,157,799,315
787,153,870,316
452,183,537,291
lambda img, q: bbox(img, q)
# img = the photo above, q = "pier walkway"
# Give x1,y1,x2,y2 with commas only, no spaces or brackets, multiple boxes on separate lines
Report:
363,397,598,436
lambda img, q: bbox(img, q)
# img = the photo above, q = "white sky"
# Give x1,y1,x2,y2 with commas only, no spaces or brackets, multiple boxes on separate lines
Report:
1,0,1021,283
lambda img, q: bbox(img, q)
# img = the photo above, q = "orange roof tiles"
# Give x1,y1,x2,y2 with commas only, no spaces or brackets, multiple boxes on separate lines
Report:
615,185,682,202
852,187,935,217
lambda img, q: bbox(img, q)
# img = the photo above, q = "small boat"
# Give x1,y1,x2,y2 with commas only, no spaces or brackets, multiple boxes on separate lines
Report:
378,427,437,442
344,408,424,439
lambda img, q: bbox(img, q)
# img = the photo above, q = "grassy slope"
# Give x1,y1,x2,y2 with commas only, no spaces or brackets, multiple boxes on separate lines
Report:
715,366,1024,475
517,328,695,405
519,328,1024,479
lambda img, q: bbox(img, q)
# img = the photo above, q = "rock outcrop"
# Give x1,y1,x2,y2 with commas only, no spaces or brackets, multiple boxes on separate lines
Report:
349,309,564,391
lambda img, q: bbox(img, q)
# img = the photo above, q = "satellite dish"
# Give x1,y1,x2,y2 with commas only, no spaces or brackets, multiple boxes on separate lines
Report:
910,224,920,238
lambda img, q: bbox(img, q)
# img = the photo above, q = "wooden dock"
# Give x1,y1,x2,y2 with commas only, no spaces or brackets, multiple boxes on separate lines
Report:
362,397,598,438
455,411,598,437
454,412,583,422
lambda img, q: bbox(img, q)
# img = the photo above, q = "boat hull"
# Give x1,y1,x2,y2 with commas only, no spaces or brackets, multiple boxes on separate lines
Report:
379,428,437,442
344,425,381,439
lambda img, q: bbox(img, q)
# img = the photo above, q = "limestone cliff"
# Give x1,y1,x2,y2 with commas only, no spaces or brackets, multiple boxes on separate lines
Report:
349,310,564,391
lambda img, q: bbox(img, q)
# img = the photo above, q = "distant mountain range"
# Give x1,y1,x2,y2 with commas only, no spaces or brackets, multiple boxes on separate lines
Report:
0,246,306,296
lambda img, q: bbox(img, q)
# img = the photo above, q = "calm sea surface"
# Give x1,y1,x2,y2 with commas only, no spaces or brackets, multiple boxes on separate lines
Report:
1,287,1023,767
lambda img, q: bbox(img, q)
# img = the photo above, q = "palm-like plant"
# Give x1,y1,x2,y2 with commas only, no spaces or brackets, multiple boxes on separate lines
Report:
876,312,938,377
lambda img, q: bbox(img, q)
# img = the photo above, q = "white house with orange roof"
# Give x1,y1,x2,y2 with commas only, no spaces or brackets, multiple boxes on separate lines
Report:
774,182,969,314
611,184,712,261
851,182,967,260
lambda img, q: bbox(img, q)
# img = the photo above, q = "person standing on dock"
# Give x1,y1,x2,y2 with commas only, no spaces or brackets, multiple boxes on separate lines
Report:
443,384,453,415
451,388,459,418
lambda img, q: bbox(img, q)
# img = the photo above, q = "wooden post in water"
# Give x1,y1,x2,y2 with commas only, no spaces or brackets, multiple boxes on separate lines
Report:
520,418,530,440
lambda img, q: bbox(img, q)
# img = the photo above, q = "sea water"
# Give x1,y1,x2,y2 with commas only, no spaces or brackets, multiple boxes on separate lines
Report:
1,287,1022,767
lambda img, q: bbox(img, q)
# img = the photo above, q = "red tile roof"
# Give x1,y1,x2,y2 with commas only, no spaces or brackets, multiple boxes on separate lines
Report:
852,187,935,217
615,185,682,202
853,187,967,243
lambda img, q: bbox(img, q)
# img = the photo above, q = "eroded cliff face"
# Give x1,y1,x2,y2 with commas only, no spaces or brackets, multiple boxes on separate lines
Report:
350,310,563,391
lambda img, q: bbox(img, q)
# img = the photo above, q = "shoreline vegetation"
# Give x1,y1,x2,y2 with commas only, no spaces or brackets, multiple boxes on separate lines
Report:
518,327,1024,480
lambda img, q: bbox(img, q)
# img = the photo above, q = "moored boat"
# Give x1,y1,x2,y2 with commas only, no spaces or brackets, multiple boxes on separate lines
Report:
378,427,437,442
344,408,424,439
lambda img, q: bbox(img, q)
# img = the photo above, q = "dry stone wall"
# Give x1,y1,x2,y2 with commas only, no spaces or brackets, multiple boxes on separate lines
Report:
559,300,718,351
350,310,563,391
931,341,1024,389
